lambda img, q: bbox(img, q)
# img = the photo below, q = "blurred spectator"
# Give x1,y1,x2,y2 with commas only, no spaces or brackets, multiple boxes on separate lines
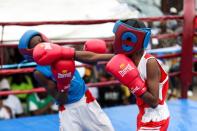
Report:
27,87,54,116
0,101,12,120
97,73,135,108
157,21,177,48
1,48,23,65
0,77,24,119
98,85,124,107
121,85,136,105
83,67,94,83
166,7,178,30
168,60,194,97
9,74,33,102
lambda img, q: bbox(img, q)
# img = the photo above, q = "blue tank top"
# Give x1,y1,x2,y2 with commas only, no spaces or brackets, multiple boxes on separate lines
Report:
36,65,87,104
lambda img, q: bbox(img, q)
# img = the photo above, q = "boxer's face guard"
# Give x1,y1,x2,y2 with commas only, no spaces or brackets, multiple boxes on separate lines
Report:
113,20,151,55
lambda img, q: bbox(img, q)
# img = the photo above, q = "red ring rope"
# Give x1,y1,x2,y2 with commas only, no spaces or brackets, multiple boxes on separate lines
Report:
0,72,180,96
0,15,183,26
0,53,182,75
0,32,181,48
0,80,120,96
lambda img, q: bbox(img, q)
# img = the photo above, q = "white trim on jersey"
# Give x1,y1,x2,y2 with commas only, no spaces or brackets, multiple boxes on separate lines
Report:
139,126,161,131
142,102,170,123
159,76,168,100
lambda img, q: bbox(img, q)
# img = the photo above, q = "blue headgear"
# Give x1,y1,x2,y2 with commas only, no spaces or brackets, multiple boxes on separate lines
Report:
18,30,48,61
18,30,40,61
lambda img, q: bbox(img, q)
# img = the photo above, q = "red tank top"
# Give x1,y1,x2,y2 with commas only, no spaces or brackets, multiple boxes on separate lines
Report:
136,52,170,128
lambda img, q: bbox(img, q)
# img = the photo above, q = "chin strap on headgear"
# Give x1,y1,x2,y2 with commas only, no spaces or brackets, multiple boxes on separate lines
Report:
113,20,151,55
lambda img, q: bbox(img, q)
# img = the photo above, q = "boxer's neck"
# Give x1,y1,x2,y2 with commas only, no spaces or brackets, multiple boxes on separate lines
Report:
128,50,144,66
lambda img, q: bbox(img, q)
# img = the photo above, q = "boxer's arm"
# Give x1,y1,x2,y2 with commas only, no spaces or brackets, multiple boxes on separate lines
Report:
140,59,160,108
75,51,114,64
33,70,67,105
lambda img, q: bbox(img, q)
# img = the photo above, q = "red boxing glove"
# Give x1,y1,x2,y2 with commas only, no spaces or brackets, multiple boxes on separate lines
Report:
106,54,146,97
51,60,75,92
83,39,107,53
33,42,75,65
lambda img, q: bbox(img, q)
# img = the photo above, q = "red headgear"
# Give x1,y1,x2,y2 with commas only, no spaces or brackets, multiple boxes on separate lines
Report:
113,20,151,55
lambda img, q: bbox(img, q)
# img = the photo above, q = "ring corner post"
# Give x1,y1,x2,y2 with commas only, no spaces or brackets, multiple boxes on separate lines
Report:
180,0,195,98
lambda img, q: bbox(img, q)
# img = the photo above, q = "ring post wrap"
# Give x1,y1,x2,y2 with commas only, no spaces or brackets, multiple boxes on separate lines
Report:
18,30,49,61
106,54,147,96
113,20,151,55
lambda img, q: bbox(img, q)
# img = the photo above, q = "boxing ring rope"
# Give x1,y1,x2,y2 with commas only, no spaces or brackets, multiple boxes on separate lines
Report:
0,52,182,75
0,64,93,75
0,80,120,96
0,68,34,75
0,70,181,96
0,50,182,96
0,15,183,26
0,32,181,48
0,71,181,96
0,0,196,98
0,50,182,97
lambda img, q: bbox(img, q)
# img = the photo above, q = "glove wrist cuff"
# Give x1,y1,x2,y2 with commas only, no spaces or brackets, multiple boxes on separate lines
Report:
134,86,147,97
62,47,75,59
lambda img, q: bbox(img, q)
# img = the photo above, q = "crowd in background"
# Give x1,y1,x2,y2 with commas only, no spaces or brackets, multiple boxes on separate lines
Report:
1,0,197,120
